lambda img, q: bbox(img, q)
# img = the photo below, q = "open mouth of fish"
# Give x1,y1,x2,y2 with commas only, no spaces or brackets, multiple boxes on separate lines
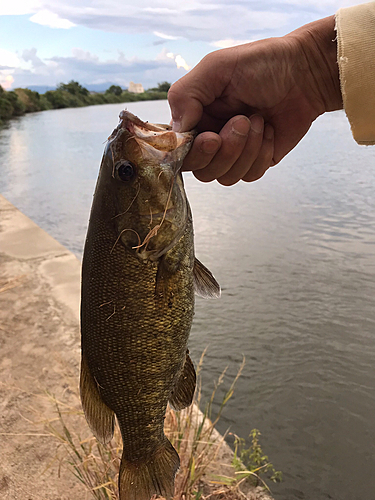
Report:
110,110,195,173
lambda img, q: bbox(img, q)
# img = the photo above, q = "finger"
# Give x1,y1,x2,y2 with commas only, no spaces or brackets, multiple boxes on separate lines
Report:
168,79,204,133
168,51,230,132
242,124,275,182
182,132,222,172
217,114,264,186
193,116,251,183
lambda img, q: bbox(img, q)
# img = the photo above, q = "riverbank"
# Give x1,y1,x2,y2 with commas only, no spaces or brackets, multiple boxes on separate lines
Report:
0,194,273,500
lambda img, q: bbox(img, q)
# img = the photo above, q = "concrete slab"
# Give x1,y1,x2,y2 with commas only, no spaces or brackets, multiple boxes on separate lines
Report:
0,195,83,500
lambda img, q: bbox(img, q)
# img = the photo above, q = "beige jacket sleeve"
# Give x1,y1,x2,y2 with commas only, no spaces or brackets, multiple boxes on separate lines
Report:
336,2,375,145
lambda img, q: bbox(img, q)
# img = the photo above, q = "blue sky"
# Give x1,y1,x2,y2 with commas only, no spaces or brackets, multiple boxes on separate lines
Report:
0,0,362,91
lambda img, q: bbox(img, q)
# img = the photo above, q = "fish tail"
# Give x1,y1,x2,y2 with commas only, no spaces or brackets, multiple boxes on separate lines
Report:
119,439,179,500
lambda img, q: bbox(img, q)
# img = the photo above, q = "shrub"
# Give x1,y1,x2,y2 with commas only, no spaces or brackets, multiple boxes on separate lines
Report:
105,85,123,96
0,97,14,120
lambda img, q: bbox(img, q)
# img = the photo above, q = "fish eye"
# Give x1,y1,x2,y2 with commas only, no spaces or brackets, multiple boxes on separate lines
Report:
115,161,136,182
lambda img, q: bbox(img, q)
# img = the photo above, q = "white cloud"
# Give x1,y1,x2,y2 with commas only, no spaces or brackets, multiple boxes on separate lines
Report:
3,0,364,44
276,0,363,8
0,49,38,88
0,0,40,15
22,47,45,67
30,9,75,29
157,48,191,71
0,49,21,68
175,55,190,71
1,0,366,40
71,48,99,61
143,7,178,14
2,75,15,89
211,39,255,49
33,0,364,42
6,1,296,41
153,31,181,41
7,47,190,90
0,74,15,90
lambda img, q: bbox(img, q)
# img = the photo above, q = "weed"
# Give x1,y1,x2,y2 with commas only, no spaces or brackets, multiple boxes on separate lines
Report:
231,430,282,489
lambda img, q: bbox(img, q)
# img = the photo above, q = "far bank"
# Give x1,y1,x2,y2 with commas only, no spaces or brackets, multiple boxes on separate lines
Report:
0,80,170,126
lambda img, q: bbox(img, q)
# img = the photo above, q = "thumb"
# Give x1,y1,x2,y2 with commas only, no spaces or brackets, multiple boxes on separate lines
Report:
168,79,204,133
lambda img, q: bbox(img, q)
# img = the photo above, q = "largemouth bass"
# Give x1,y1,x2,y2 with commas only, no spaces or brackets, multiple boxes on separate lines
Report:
80,111,220,500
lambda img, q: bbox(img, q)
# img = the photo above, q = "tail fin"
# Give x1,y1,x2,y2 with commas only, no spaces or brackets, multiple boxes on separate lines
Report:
119,439,179,500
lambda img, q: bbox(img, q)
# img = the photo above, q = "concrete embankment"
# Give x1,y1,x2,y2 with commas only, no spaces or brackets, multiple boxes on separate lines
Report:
0,194,273,500
0,194,83,499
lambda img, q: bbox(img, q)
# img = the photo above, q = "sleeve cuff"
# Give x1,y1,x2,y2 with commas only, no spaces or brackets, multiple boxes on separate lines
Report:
336,2,375,145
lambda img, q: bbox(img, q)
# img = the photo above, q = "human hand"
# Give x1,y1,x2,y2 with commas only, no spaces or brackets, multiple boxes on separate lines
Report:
168,15,342,185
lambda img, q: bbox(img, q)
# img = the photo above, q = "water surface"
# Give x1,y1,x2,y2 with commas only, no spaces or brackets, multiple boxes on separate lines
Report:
1,101,375,500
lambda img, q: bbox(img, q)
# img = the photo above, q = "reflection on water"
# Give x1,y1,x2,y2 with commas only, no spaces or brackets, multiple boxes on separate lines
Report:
2,101,375,500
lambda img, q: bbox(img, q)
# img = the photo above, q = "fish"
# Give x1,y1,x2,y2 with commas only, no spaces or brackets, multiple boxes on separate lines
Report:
80,110,220,500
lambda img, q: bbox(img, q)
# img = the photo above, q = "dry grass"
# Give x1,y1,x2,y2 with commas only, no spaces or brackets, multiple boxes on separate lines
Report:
42,352,249,500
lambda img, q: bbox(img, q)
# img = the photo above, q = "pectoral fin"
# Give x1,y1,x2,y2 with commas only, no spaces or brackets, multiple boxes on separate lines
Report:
169,352,196,411
80,354,115,444
193,257,221,299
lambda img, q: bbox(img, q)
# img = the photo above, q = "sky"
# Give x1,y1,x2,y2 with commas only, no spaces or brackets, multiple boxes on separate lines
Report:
0,0,362,91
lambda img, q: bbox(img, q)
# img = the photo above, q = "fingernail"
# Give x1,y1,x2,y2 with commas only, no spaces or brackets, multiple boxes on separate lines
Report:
231,117,251,136
201,139,220,154
264,124,274,140
172,120,181,132
250,115,264,134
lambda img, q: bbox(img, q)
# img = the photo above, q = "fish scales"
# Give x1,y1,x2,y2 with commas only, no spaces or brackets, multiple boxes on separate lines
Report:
82,218,195,458
80,111,220,500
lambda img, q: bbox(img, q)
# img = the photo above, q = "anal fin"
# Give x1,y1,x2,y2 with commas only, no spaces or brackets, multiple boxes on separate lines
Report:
80,354,115,444
169,352,196,411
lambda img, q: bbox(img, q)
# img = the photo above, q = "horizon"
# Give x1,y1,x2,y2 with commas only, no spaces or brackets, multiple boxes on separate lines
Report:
1,0,361,91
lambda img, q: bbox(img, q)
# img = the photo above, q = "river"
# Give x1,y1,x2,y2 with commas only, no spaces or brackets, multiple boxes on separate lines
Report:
1,100,375,500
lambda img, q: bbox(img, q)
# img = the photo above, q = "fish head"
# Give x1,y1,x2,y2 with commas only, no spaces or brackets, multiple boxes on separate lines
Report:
104,110,194,261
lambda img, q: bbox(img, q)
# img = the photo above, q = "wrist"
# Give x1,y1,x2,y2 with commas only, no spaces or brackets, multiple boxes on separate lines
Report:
285,15,343,114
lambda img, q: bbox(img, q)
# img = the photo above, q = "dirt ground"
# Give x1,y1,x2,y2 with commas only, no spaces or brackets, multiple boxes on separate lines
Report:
0,195,273,500
0,256,85,499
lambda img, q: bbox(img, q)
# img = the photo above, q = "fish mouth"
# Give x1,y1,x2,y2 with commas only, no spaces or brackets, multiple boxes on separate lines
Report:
111,110,195,174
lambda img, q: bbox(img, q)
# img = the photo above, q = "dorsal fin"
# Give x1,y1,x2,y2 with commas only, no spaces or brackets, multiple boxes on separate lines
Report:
193,258,221,299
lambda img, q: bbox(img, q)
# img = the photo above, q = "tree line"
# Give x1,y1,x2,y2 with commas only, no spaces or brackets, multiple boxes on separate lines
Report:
0,81,171,126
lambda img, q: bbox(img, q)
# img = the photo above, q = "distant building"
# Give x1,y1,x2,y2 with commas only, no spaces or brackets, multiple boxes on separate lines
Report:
128,81,144,94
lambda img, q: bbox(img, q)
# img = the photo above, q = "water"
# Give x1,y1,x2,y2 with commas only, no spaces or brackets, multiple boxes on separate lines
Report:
1,101,375,500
